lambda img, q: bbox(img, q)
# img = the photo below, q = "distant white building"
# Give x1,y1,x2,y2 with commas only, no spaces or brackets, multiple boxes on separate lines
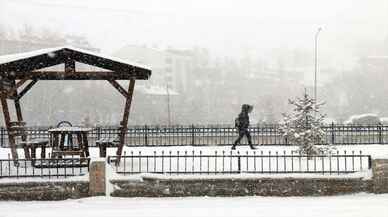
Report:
113,45,192,94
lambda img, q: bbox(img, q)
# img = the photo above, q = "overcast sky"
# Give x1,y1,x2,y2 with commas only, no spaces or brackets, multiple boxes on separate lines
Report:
1,0,387,63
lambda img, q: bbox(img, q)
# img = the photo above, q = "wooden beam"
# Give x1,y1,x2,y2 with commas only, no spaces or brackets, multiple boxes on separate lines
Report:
107,80,129,98
116,79,136,165
2,71,149,80
65,59,76,73
2,78,29,98
15,78,29,89
16,80,37,100
0,97,18,161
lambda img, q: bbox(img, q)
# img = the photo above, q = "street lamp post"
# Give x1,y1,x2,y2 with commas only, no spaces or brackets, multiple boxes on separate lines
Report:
314,27,322,111
166,84,171,126
313,27,322,146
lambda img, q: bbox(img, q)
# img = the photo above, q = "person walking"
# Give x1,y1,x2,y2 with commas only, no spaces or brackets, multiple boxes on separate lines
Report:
232,104,256,150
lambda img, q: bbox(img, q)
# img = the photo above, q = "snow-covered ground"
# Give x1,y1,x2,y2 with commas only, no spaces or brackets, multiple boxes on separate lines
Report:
0,194,387,217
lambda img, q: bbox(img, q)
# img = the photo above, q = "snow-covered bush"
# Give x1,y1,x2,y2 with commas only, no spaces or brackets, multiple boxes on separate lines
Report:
380,117,388,124
344,113,380,125
280,92,335,156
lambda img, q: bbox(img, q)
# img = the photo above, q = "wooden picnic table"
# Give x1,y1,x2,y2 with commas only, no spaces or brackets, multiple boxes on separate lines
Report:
48,127,92,158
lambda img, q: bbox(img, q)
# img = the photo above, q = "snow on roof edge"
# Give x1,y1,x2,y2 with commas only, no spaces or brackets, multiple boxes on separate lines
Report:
0,45,151,71
0,46,61,64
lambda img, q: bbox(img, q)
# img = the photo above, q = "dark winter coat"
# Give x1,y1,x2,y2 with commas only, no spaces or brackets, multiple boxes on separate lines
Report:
236,104,252,130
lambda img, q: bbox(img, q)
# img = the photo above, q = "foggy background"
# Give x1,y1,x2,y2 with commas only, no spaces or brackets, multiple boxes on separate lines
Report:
1,0,388,126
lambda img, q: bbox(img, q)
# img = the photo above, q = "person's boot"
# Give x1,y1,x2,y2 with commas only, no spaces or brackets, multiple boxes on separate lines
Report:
249,144,256,150
231,144,236,150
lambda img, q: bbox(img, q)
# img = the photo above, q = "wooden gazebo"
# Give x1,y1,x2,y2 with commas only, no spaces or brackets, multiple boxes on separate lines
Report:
0,46,151,162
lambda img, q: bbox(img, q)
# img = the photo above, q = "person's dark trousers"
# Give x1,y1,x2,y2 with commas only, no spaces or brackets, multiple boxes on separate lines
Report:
232,128,255,149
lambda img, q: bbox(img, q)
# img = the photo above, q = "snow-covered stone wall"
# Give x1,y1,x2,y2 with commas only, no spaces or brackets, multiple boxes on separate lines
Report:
0,181,89,201
110,176,372,197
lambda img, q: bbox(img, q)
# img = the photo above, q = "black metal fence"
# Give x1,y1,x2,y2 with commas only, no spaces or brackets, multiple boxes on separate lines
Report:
1,124,388,147
108,150,372,175
0,157,90,179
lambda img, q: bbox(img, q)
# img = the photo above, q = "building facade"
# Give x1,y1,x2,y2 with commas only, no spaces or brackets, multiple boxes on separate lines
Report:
113,45,193,95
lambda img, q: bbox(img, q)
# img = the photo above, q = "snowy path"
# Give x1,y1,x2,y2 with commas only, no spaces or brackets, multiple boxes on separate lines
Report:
0,194,387,217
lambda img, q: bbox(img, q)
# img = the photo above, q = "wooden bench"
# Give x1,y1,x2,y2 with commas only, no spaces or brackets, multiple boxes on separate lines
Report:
19,139,49,159
9,121,49,159
96,137,119,157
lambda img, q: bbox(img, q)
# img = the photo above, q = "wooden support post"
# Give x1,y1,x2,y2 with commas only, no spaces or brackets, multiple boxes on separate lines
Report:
107,80,130,98
0,97,18,161
17,80,37,100
116,79,135,164
13,84,29,159
82,132,90,157
14,99,23,123
14,98,30,159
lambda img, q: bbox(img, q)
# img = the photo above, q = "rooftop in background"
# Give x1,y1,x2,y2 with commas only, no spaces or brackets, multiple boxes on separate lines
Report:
0,46,151,80
136,85,179,96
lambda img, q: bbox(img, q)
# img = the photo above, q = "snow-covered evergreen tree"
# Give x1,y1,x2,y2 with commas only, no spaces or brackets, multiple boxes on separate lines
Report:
280,91,334,156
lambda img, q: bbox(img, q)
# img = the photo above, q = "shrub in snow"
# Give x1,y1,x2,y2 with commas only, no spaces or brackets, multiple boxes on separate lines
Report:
280,92,335,156
380,117,388,124
344,113,380,125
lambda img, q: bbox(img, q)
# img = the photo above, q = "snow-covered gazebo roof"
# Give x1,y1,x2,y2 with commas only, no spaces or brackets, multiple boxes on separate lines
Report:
0,46,151,80
0,46,152,162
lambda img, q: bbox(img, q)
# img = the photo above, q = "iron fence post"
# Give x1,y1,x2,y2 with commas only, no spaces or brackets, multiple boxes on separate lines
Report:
97,126,101,140
191,124,195,146
331,122,335,144
368,156,372,169
378,123,382,144
237,156,241,173
0,127,3,148
144,125,148,146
